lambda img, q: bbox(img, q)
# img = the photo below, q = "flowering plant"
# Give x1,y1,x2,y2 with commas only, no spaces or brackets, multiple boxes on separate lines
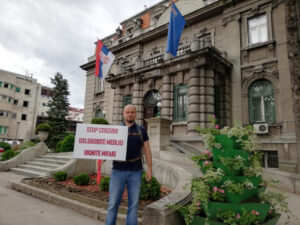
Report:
217,209,260,225
221,180,254,194
197,115,257,151
191,149,212,162
260,191,294,225
242,151,263,177
211,186,225,201
197,115,222,149
202,168,224,184
202,160,213,170
220,155,246,171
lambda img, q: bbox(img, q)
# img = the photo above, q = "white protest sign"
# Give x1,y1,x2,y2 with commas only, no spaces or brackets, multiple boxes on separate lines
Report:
73,123,128,160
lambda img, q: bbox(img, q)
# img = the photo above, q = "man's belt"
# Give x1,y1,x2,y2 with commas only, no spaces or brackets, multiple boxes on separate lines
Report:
115,156,142,163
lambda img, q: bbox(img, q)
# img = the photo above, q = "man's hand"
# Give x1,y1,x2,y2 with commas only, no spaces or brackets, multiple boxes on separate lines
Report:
146,169,152,182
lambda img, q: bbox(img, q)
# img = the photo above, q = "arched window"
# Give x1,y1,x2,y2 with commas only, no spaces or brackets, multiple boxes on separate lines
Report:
95,109,104,118
249,79,275,123
145,90,161,106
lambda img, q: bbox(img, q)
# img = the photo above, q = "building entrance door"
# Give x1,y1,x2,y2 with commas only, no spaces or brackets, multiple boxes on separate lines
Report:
143,90,161,129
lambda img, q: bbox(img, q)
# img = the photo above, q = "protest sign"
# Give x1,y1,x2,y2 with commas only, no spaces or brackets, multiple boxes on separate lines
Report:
73,123,128,160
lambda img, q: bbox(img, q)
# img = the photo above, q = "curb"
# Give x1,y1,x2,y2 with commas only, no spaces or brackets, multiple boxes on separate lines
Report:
8,180,142,225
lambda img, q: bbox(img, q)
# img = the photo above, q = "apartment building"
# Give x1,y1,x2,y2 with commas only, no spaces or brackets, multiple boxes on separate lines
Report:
81,0,299,173
0,69,40,142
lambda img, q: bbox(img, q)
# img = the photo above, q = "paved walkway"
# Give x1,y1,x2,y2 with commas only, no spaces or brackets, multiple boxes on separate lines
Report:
272,187,300,225
0,172,104,225
0,172,299,225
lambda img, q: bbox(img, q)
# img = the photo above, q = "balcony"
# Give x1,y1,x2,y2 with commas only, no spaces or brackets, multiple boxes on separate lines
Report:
143,54,164,67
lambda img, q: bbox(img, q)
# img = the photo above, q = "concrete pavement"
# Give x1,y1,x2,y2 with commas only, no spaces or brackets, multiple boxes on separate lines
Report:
0,172,104,225
1,171,299,225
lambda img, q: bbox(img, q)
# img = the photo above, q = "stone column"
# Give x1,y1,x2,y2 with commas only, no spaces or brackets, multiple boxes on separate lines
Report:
187,67,201,135
132,81,143,125
161,74,173,120
205,69,215,126
199,67,206,128
112,87,122,124
145,117,172,159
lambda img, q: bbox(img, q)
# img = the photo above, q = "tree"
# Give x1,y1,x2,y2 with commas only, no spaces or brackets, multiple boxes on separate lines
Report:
285,0,300,173
46,72,70,149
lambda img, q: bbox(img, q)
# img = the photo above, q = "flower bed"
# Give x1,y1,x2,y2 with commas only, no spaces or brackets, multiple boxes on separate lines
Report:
22,173,171,211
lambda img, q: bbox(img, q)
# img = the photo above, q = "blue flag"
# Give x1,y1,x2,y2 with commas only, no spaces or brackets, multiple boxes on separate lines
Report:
166,2,186,57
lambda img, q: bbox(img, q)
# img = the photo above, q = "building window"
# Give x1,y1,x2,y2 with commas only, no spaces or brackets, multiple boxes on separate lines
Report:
259,151,279,168
0,126,8,135
25,89,31,95
15,87,21,92
21,114,27,120
0,81,2,87
12,113,17,119
23,101,29,107
14,100,18,105
173,84,188,122
249,79,275,123
95,109,104,118
10,84,14,89
98,78,104,92
42,103,46,106
123,95,132,107
4,83,9,88
248,14,268,45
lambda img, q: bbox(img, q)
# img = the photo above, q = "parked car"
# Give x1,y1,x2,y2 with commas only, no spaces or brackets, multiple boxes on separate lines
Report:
4,140,21,145
0,147,4,153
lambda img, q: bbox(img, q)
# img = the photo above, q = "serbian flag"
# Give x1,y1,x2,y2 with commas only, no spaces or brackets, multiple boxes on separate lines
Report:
95,40,115,78
166,2,186,57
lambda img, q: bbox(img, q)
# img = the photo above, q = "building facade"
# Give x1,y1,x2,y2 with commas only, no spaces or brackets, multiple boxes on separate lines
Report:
0,69,41,142
81,0,299,173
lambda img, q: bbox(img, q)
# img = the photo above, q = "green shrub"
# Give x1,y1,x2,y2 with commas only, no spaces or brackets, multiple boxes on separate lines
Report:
73,173,90,185
20,141,36,150
1,150,20,161
99,176,110,191
58,134,75,152
55,140,63,152
139,173,161,200
0,142,11,151
91,118,109,124
35,123,52,133
53,171,67,182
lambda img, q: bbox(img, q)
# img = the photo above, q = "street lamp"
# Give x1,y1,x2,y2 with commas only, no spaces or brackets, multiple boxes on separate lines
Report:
157,102,161,117
15,121,20,141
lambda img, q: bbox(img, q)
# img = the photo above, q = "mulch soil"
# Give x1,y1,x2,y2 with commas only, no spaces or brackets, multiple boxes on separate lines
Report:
23,174,171,210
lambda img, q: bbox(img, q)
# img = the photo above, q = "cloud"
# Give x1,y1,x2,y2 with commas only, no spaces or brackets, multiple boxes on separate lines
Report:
0,0,161,108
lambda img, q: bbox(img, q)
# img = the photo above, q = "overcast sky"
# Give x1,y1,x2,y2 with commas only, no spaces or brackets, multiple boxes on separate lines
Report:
0,0,161,108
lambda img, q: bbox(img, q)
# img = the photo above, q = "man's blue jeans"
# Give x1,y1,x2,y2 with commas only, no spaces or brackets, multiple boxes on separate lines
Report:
105,169,142,225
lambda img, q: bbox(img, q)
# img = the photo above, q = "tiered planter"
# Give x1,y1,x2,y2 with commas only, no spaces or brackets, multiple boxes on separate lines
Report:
184,134,280,225
180,211,280,225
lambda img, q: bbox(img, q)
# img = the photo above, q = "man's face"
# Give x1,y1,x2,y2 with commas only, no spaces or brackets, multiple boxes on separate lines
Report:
123,105,136,123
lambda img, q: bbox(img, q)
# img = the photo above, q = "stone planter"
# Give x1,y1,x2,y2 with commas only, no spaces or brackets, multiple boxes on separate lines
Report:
38,131,49,142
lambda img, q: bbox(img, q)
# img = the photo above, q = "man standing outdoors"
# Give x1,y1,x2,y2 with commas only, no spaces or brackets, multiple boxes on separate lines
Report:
105,104,152,225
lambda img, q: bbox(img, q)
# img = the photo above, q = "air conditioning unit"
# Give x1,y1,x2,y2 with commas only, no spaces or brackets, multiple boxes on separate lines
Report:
253,123,268,134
